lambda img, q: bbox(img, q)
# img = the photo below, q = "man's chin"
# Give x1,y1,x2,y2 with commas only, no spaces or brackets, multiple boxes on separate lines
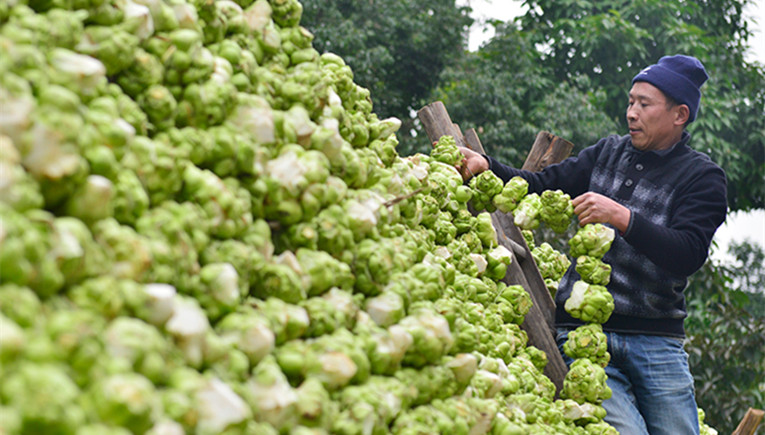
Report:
631,139,647,150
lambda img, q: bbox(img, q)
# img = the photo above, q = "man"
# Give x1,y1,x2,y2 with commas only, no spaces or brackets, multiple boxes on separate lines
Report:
458,55,727,434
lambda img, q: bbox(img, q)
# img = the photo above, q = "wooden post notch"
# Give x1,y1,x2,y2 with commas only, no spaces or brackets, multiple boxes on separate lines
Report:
417,101,574,393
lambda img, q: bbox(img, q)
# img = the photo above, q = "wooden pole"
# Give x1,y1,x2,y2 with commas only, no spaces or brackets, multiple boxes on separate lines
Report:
522,131,574,172
416,102,468,148
732,408,764,435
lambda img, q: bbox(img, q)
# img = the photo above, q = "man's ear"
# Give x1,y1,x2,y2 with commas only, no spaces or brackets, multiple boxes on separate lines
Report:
675,104,690,126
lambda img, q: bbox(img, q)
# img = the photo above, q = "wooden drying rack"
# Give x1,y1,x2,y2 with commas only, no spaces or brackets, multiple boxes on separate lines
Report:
418,101,574,393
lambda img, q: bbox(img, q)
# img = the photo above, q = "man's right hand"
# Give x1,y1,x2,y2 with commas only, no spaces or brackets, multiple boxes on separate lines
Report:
457,146,490,181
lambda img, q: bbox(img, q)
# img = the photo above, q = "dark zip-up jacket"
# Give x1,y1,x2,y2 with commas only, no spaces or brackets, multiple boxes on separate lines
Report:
484,132,727,337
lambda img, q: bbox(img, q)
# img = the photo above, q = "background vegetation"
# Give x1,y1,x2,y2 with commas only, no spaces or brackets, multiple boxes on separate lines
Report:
301,0,765,432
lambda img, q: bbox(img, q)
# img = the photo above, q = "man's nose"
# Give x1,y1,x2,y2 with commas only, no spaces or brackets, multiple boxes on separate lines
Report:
626,107,637,121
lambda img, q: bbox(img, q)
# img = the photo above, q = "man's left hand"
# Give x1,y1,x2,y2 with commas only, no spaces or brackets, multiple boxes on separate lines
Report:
572,192,631,234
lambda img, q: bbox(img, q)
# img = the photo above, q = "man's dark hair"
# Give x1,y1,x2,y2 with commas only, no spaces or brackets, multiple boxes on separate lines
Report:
662,92,690,128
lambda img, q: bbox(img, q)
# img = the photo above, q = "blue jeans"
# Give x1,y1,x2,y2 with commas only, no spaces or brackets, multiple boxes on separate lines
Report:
556,328,700,435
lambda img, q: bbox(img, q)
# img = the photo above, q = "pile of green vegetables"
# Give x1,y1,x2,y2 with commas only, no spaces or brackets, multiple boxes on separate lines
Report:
0,0,717,433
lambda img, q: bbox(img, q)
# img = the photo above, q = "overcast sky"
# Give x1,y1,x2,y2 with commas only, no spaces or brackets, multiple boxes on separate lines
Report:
460,0,765,259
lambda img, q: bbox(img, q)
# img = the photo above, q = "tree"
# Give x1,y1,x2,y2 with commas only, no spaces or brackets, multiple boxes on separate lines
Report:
301,0,763,210
300,0,474,154
516,0,765,211
429,23,618,166
685,240,765,433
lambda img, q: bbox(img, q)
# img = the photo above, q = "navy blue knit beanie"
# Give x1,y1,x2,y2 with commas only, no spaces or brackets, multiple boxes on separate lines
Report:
632,55,709,123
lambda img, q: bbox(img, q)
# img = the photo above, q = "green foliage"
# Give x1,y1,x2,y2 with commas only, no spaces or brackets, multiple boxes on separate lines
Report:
303,0,763,210
430,24,618,166
685,240,765,433
300,0,473,153
518,0,765,210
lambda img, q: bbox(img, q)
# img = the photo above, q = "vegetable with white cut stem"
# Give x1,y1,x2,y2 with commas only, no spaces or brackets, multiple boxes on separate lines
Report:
563,323,610,368
564,280,615,324
469,169,503,213
121,135,187,205
52,216,108,286
334,375,411,433
0,135,44,212
194,378,252,434
49,49,108,98
68,276,145,320
253,297,309,345
430,135,462,167
474,211,498,249
494,284,533,326
351,312,412,376
193,262,244,321
539,189,574,233
63,174,114,223
215,305,275,367
0,206,66,297
484,245,513,281
1,363,85,434
531,242,571,295
513,192,542,230
138,283,176,327
569,223,616,259
0,284,41,328
494,176,528,213
164,296,210,368
364,291,406,328
575,255,612,286
200,238,265,289
556,399,607,425
0,314,25,365
296,247,354,296
300,288,360,337
398,308,454,368
102,316,177,384
76,25,140,76
86,373,160,434
277,333,363,390
239,355,299,430
561,358,612,405
294,377,339,429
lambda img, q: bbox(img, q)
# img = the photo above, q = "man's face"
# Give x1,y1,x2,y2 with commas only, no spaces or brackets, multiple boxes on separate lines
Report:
626,82,686,152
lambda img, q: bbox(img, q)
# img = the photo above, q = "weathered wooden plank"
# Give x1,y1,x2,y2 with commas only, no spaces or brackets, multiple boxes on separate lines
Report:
492,212,556,331
417,102,467,148
522,131,574,172
464,128,483,152
492,214,567,392
732,408,764,435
